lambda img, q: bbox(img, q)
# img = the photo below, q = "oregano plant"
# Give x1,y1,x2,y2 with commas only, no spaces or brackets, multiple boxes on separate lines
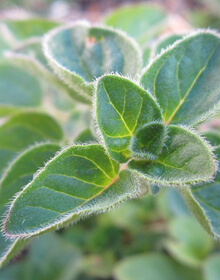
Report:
0,14,220,270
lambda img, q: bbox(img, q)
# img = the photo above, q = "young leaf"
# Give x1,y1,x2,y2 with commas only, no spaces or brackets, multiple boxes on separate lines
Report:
95,75,162,162
129,125,216,186
0,60,43,116
114,253,201,280
104,4,167,45
43,21,142,101
140,31,220,126
4,144,143,238
0,143,60,268
0,112,63,177
130,122,166,160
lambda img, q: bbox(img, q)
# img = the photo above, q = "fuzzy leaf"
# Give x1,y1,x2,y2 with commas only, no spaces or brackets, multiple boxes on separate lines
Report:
104,4,167,45
0,112,63,177
114,253,201,280
140,31,220,126
96,75,162,162
4,144,142,238
0,61,43,116
130,122,166,160
0,143,60,268
129,125,216,186
3,18,59,41
43,21,142,102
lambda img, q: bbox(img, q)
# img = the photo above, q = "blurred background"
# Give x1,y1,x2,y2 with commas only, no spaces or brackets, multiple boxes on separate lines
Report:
1,0,220,280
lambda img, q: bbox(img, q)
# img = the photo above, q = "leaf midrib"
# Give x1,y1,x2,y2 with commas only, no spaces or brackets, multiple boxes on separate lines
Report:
165,44,218,125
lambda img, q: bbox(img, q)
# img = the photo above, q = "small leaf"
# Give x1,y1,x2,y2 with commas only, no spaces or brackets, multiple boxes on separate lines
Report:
114,253,201,280
130,122,166,160
129,125,216,186
104,4,167,45
43,21,142,101
0,60,43,116
0,143,60,268
0,112,63,177
140,31,220,126
96,75,162,162
4,144,142,238
3,18,59,41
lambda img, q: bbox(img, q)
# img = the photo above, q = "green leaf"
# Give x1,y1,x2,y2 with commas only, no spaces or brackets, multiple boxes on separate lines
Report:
0,143,60,268
95,75,162,162
164,216,213,267
104,4,167,45
4,144,143,238
203,254,220,280
114,253,201,280
140,31,220,126
130,122,166,160
43,21,142,102
0,60,43,116
0,112,63,177
129,125,216,186
3,18,59,41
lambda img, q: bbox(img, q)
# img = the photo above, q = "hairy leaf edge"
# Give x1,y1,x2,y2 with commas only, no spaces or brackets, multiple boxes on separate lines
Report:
128,125,218,187
2,144,144,239
139,29,220,125
43,20,142,100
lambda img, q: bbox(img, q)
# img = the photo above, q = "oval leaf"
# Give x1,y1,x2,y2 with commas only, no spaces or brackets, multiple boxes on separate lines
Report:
4,144,143,238
130,122,166,160
0,143,60,268
43,21,142,101
0,112,63,177
129,125,216,186
95,75,162,162
140,31,220,126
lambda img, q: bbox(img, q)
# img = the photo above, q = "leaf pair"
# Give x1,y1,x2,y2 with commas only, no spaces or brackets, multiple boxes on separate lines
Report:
2,30,220,250
95,74,216,186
